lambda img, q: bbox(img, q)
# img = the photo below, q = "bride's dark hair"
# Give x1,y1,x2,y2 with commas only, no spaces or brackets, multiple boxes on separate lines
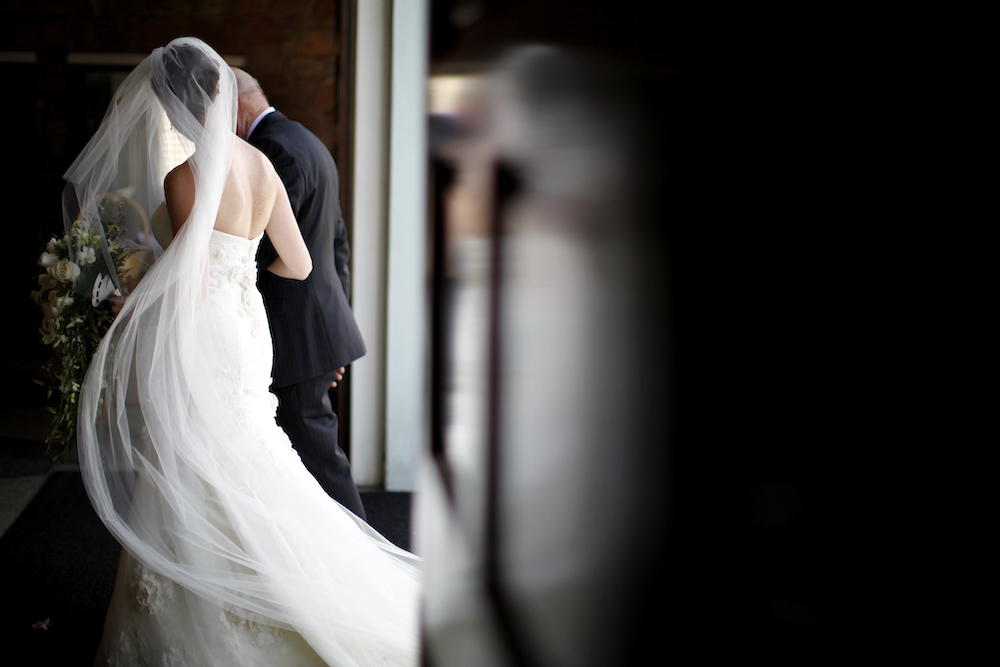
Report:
152,42,220,126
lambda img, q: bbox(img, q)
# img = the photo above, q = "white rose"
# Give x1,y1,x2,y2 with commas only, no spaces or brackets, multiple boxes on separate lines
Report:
39,252,59,269
46,237,59,253
49,259,81,284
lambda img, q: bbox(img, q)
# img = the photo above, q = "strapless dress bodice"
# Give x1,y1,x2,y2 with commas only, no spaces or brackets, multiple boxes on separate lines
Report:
207,229,263,290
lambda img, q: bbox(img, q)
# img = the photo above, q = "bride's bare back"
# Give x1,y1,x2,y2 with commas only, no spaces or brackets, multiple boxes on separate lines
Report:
213,140,276,239
164,139,311,279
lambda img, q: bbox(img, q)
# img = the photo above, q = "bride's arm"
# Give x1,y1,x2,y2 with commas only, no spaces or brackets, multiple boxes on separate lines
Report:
264,172,312,280
164,161,196,236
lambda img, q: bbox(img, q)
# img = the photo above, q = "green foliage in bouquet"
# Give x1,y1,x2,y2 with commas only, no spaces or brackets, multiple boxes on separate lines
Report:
31,201,135,463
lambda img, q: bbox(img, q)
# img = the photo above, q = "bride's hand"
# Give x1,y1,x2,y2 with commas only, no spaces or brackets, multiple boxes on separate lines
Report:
111,275,137,316
330,367,345,388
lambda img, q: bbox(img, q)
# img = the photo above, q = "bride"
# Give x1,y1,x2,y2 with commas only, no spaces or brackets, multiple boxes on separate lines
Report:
70,37,420,666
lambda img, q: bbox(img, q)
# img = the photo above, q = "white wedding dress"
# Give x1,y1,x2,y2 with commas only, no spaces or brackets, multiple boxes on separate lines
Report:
71,39,420,667
89,231,420,667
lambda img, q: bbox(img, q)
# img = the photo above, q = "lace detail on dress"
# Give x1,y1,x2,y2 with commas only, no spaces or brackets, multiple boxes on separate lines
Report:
133,563,173,615
97,556,192,667
161,646,188,667
218,366,256,433
220,608,288,647
105,630,140,667
209,235,264,340
104,629,191,667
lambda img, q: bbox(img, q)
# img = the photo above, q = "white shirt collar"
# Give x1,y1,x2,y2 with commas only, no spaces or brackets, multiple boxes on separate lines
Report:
247,107,276,139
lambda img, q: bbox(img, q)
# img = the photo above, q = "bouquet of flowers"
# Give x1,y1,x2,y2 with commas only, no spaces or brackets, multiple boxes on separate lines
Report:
32,200,136,462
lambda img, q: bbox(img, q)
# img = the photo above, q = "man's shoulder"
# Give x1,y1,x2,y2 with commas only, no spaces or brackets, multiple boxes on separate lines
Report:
253,113,332,161
254,113,316,145
250,113,291,148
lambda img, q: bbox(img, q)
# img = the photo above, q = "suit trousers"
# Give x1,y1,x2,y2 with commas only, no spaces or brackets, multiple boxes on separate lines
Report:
273,371,367,521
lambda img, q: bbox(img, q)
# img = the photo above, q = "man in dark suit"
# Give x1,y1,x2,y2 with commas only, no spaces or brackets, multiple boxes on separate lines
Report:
233,68,367,520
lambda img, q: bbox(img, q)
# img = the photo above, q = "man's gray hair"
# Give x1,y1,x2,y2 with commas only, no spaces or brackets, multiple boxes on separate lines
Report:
232,67,266,102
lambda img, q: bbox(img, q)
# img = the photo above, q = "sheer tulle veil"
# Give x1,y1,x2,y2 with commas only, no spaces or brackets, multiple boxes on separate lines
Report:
73,37,420,665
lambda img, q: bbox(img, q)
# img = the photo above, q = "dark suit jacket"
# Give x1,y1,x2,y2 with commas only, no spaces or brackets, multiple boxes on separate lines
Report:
250,111,366,388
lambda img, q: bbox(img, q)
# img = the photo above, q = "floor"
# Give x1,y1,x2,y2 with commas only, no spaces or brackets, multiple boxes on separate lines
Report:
0,405,62,539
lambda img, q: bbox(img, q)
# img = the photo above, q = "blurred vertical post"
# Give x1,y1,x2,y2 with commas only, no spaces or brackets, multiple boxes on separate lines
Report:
417,1,842,662
416,7,672,664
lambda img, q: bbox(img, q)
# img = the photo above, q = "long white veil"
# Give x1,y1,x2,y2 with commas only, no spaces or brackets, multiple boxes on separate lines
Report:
74,37,419,665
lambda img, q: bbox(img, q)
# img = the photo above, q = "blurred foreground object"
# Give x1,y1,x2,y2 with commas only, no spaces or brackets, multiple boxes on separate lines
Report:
417,0,845,663
416,43,670,667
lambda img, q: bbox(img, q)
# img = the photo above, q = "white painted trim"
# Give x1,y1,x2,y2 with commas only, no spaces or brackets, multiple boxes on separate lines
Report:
384,0,429,491
350,0,394,487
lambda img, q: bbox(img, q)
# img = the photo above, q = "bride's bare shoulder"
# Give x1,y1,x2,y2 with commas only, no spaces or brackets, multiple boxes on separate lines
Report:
233,140,279,183
165,159,193,186
164,160,194,204
234,139,269,165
